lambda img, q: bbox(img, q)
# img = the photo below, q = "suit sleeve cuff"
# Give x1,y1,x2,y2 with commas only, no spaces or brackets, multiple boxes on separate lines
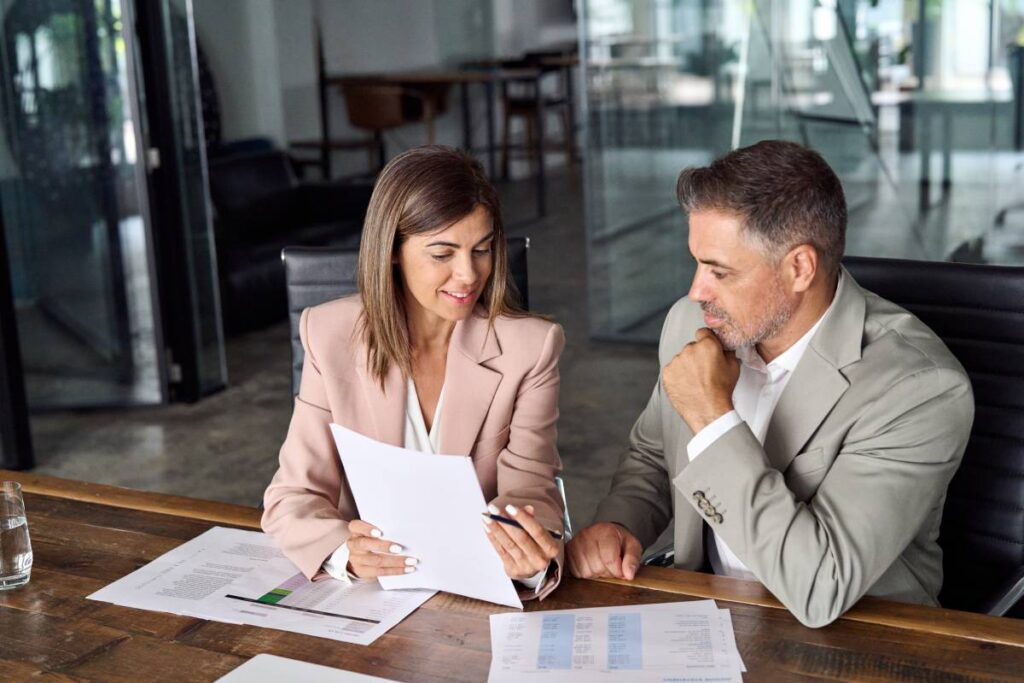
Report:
686,410,742,461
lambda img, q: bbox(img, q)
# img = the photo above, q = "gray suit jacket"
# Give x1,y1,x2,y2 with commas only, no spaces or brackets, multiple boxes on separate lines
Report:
593,270,974,627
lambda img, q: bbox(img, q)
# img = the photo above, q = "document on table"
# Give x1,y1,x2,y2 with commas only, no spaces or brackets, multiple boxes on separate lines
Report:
217,654,400,682
87,526,435,645
488,600,746,682
331,423,523,608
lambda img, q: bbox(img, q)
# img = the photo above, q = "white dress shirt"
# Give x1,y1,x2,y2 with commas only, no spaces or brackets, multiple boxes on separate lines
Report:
686,276,842,580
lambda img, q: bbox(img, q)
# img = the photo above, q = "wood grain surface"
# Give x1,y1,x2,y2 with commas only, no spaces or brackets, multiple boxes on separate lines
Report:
1,471,1022,682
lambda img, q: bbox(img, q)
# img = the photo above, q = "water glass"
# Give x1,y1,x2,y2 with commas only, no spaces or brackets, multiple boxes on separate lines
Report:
0,481,32,589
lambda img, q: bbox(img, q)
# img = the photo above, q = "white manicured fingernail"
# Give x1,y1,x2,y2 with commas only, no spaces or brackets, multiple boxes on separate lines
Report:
389,544,403,554
505,504,519,516
404,566,416,574
481,517,493,533
370,529,383,538
405,558,418,566
488,503,500,516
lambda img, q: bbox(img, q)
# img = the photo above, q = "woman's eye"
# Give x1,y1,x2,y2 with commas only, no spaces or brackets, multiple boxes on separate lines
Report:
473,248,493,256
430,253,453,262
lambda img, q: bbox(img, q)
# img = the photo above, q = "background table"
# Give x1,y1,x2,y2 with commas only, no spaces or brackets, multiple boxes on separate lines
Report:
1,470,1022,682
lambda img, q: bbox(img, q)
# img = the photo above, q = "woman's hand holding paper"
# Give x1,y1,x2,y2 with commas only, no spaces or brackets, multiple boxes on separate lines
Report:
346,519,419,578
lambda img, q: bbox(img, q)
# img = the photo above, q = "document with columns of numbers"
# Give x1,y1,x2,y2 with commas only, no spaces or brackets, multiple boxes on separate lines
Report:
488,599,745,682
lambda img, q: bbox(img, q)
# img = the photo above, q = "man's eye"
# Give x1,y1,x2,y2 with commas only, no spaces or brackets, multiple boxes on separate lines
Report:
712,270,727,280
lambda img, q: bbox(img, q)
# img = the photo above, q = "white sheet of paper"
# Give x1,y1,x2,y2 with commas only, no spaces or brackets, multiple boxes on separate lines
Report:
217,654,399,682
88,527,434,645
331,423,523,609
487,600,744,682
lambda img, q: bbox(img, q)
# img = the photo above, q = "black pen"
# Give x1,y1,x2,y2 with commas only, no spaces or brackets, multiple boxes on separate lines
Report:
482,513,564,540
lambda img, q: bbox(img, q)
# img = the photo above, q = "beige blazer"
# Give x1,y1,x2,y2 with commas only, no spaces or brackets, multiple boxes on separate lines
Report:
593,270,974,626
262,295,566,599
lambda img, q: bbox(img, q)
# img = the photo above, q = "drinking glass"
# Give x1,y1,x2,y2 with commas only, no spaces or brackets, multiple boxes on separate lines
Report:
0,481,32,589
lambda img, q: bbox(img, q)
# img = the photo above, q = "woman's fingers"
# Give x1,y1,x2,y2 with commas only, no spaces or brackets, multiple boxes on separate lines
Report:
484,517,534,578
347,543,419,579
349,559,416,578
484,512,549,576
504,504,560,560
348,518,384,538
347,535,407,555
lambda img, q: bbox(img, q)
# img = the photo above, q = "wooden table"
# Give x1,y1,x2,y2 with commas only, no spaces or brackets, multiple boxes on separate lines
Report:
2,470,1023,682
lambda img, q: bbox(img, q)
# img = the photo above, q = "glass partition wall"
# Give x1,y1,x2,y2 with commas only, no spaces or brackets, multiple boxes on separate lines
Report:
582,0,1024,343
0,0,227,411
0,0,165,407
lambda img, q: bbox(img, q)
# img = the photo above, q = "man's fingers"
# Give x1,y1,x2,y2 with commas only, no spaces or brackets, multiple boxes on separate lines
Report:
694,327,716,342
621,533,643,580
569,536,604,579
596,534,625,578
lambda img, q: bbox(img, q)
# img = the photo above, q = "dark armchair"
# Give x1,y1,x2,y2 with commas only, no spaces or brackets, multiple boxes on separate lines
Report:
844,256,1024,618
208,149,372,334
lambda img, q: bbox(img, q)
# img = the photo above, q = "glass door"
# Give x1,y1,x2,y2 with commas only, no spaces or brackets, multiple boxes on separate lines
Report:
0,0,165,408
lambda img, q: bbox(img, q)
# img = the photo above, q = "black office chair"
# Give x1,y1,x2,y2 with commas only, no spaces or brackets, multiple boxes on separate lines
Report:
844,256,1024,617
282,237,531,396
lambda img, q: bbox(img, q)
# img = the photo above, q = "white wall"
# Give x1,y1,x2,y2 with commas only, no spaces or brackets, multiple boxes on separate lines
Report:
193,0,286,145
195,0,576,175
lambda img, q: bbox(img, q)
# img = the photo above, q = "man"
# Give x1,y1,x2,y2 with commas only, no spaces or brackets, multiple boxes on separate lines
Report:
567,140,974,628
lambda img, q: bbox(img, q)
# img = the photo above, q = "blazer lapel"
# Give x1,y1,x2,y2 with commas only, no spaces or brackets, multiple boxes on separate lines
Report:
354,342,406,447
440,311,502,456
762,270,866,471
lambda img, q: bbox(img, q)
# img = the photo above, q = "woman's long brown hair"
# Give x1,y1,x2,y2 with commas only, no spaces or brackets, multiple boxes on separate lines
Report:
357,145,527,387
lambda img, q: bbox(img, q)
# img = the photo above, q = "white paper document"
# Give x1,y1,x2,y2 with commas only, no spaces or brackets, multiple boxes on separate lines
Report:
332,423,523,608
88,526,435,645
217,654,399,682
488,600,745,682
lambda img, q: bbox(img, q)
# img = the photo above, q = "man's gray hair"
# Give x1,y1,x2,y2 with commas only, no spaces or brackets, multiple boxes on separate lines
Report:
676,140,847,277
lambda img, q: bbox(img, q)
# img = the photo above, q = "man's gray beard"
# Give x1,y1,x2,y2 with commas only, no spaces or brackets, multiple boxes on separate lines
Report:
705,285,797,351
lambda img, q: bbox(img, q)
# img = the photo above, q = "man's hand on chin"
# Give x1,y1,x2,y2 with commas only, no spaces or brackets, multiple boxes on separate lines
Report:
662,327,741,433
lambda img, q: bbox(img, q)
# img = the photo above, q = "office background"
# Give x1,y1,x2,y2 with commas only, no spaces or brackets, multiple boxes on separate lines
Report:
0,0,1022,554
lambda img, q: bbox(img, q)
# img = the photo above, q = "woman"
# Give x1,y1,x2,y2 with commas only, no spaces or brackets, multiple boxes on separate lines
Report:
262,146,565,599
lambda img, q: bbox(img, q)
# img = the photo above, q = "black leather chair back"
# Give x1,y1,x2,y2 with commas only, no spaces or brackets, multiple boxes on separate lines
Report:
843,256,1024,615
283,237,530,395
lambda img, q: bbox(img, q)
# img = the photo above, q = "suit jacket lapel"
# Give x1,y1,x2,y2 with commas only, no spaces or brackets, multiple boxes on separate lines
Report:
762,270,866,471
354,340,406,447
440,311,502,456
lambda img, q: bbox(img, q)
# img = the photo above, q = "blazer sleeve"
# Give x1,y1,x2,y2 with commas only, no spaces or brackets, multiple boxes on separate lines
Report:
675,366,974,628
490,322,567,600
261,307,353,579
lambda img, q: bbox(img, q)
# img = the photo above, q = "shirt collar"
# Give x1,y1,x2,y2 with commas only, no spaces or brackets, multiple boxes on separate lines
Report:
737,272,843,374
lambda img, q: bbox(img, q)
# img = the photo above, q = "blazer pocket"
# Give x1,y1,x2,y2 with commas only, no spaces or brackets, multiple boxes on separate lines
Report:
472,426,511,458
786,447,827,478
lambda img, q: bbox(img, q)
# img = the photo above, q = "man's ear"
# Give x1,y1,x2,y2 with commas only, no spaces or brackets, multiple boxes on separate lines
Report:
784,244,818,293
